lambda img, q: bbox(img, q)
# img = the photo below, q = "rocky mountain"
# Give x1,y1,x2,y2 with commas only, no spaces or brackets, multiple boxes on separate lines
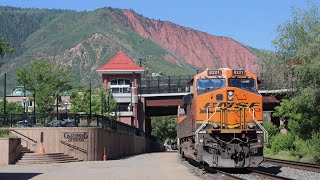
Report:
0,6,259,92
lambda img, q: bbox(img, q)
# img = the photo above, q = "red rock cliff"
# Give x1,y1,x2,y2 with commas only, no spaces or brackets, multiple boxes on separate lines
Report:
121,10,259,73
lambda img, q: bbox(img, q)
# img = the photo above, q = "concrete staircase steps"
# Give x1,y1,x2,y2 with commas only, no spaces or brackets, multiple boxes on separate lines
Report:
19,156,78,160
16,153,81,164
20,146,34,153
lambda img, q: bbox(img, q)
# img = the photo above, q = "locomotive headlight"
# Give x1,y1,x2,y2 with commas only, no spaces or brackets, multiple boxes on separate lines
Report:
247,123,254,129
211,122,219,129
227,90,234,101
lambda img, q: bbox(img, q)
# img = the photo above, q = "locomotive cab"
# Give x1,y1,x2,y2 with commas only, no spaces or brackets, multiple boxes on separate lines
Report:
177,68,268,168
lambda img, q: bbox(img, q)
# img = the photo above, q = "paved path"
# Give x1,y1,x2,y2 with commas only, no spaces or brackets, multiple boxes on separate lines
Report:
0,152,203,180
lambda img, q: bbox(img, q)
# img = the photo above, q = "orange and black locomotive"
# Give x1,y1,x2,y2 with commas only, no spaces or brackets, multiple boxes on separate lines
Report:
177,68,268,168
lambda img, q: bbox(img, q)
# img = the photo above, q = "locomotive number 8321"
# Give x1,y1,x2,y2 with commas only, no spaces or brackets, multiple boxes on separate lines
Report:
177,68,268,168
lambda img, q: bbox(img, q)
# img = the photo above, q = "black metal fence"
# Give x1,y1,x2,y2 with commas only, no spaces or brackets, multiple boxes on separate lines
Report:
139,75,193,94
138,74,295,93
0,113,144,137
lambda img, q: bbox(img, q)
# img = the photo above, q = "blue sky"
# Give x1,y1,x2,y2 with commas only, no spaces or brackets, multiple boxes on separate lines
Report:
0,0,312,50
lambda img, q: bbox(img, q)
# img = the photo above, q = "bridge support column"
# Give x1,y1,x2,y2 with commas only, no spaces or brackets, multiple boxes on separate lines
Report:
145,116,152,138
137,98,146,131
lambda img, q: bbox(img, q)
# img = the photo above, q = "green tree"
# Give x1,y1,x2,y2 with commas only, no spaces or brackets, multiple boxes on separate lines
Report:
151,116,177,140
273,2,320,139
16,60,73,113
70,87,116,115
0,38,14,54
0,102,23,114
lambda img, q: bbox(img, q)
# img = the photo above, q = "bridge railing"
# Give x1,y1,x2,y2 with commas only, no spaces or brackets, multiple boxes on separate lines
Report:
0,113,144,136
258,78,295,90
138,75,295,93
139,75,193,94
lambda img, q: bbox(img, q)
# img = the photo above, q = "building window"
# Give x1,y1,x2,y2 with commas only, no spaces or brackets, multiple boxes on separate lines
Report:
117,103,130,111
110,78,132,94
110,78,132,86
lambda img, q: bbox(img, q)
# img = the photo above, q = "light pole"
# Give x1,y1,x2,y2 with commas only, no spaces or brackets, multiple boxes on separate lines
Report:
3,73,6,119
64,102,68,118
33,93,36,124
22,97,26,113
22,97,27,125
56,94,59,120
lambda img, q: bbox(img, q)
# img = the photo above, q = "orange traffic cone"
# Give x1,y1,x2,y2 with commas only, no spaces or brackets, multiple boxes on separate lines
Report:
39,145,45,154
103,147,107,161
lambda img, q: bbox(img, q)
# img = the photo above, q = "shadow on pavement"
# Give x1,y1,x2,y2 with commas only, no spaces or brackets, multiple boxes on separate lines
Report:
0,173,42,180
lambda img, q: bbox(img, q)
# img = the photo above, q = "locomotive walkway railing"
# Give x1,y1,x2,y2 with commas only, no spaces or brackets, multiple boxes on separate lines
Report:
0,113,144,137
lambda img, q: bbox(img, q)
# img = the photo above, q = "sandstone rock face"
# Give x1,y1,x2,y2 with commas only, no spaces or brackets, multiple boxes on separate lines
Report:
122,10,259,73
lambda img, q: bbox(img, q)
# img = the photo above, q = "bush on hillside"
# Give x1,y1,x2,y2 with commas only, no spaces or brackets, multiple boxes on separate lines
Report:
270,133,295,153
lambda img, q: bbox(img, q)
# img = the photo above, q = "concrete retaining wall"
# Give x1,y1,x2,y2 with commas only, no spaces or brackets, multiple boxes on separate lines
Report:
0,138,21,164
9,127,162,161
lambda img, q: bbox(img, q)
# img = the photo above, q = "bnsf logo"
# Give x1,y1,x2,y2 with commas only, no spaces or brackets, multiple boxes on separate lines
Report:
200,102,260,113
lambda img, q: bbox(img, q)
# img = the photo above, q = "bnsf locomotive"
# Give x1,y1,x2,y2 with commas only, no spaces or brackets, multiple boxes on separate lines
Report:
177,68,268,168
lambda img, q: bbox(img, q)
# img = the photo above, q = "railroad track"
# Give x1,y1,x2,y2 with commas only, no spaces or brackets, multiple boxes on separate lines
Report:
264,157,320,173
182,156,292,180
248,168,294,180
181,156,245,180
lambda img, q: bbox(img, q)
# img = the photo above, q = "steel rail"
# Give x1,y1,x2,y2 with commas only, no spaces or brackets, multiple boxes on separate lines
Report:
264,157,320,173
248,168,294,180
182,156,296,180
182,156,245,180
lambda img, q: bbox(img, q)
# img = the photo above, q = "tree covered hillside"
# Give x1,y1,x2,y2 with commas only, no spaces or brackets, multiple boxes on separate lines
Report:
0,6,196,94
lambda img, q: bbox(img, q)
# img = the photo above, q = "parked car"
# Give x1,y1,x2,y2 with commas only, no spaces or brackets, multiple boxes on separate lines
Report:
171,144,178,150
48,120,65,127
64,118,77,127
48,118,77,127
16,119,33,127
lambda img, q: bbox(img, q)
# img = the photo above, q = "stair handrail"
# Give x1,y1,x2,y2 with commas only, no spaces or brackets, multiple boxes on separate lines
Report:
248,108,269,144
195,107,219,145
10,130,38,143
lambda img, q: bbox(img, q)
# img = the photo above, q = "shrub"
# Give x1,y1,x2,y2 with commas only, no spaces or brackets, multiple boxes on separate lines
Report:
0,129,11,138
270,133,295,153
264,122,279,148
291,133,320,163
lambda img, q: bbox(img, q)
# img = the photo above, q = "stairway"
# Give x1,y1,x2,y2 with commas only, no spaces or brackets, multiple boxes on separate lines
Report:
16,152,81,164
20,146,34,154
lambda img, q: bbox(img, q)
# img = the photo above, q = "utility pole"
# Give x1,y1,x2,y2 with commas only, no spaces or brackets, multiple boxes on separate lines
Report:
33,93,36,124
89,81,92,125
3,73,6,113
3,73,6,123
56,94,59,120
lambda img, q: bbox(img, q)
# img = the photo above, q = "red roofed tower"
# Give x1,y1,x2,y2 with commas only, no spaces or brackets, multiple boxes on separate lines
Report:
97,52,144,127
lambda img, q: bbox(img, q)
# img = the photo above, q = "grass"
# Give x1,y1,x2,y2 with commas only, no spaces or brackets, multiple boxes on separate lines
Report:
264,148,314,163
0,129,18,138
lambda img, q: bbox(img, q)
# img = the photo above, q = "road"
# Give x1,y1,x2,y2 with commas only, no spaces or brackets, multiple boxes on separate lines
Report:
0,152,203,180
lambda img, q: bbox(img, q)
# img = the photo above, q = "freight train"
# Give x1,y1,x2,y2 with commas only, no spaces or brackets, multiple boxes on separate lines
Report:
177,68,268,168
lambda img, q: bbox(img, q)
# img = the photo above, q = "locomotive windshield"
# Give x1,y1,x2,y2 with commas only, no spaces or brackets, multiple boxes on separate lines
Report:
228,78,256,91
197,78,225,94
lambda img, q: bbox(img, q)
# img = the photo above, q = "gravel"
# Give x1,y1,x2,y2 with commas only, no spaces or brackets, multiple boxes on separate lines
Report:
178,156,320,180
252,162,320,180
